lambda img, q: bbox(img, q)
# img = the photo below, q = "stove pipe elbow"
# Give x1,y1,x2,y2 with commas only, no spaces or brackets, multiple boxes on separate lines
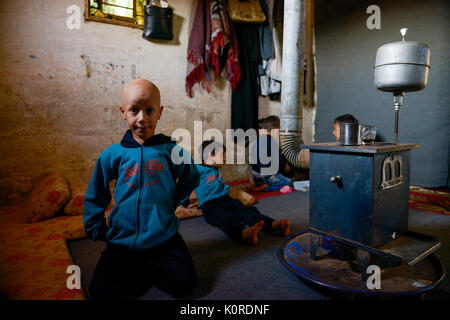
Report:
280,134,310,169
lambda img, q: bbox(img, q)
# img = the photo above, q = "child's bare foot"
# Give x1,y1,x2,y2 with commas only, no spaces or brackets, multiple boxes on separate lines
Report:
242,220,264,245
272,219,290,236
175,206,203,219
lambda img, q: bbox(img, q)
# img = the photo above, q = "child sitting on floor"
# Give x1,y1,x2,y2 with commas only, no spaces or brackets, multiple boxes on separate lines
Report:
251,115,293,191
193,140,290,245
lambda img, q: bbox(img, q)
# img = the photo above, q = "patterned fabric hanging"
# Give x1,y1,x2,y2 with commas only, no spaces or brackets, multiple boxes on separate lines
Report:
186,0,241,97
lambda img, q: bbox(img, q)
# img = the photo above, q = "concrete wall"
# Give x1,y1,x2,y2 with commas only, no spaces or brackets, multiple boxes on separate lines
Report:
0,0,318,206
0,0,244,205
314,0,450,187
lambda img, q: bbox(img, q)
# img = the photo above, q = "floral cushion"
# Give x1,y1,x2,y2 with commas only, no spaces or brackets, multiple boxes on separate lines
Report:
0,209,86,299
0,196,114,299
25,173,71,223
63,184,88,216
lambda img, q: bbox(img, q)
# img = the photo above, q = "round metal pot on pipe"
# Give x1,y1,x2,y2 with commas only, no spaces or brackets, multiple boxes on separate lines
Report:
374,31,430,93
373,28,431,144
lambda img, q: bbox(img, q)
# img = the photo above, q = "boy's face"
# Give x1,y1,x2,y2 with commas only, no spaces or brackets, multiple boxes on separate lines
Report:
258,126,279,136
206,148,225,168
120,80,163,144
333,122,340,141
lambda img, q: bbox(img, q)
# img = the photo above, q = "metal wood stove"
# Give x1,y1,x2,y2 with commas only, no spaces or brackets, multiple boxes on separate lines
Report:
303,28,441,274
276,29,444,295
307,142,416,248
303,142,441,279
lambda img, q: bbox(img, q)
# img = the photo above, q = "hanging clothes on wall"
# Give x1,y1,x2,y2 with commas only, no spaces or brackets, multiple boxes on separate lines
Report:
186,0,240,98
208,1,241,89
258,0,282,101
186,0,208,97
231,23,262,131
260,24,282,100
258,0,274,61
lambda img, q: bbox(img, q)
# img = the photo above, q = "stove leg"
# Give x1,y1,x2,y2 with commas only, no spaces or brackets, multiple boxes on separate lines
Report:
357,249,371,283
310,233,320,260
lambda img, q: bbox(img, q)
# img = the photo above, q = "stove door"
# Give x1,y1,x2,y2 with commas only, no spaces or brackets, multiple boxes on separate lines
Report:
309,151,374,245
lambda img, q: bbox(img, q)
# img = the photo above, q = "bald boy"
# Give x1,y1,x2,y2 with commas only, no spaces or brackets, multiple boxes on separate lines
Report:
120,79,163,144
84,79,200,299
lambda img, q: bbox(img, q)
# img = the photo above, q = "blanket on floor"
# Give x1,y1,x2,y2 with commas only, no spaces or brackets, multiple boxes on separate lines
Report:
225,179,294,200
228,180,450,215
409,186,450,216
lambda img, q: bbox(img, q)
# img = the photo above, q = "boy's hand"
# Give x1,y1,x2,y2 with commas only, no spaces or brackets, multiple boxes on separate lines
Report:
189,191,197,202
187,200,199,208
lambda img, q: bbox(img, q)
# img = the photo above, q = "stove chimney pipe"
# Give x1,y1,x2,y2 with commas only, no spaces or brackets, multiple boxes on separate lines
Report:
280,0,309,169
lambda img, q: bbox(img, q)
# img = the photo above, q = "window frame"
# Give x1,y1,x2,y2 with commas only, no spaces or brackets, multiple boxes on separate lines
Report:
84,0,145,30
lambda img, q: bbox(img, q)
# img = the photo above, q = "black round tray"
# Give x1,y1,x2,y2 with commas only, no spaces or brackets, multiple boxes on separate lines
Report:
277,229,446,297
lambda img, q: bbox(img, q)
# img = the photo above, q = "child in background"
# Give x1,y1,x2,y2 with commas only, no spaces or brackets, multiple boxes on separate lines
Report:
333,114,358,141
251,115,293,191
194,140,290,245
258,117,266,129
83,79,199,299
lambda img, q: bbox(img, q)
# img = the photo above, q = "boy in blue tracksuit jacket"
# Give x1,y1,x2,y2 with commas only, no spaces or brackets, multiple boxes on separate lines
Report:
194,140,291,245
84,79,199,299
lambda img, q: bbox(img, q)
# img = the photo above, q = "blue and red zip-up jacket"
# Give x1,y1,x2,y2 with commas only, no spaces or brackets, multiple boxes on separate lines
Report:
193,164,230,208
83,130,199,250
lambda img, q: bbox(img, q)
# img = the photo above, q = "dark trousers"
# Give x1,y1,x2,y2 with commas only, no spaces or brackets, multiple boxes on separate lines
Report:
201,195,274,243
89,232,196,300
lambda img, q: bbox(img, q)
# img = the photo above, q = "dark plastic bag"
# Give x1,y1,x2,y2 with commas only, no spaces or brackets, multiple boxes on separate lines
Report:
143,5,173,41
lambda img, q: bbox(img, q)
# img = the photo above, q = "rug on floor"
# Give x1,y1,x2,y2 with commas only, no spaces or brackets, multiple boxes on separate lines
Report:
409,186,450,216
225,179,296,201
227,180,450,215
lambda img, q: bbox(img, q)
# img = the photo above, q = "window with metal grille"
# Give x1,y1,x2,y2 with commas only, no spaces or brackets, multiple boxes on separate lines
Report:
85,0,147,29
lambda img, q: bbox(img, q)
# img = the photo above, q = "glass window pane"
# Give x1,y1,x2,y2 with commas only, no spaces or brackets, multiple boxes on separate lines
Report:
88,0,145,27
102,4,133,18
104,0,134,10
136,0,145,25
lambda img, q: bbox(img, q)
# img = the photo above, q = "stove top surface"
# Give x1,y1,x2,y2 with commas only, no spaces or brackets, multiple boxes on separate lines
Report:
302,142,420,154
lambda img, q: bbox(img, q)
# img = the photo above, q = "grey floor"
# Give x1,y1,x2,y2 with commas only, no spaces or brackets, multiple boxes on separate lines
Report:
68,191,450,300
